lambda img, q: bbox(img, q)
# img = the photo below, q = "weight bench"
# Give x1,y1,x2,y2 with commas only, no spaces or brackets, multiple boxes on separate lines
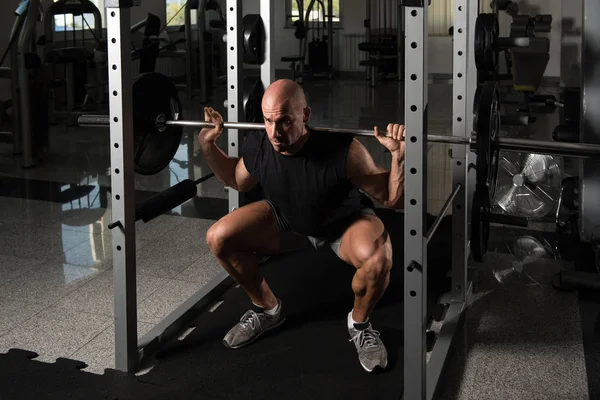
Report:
281,56,304,83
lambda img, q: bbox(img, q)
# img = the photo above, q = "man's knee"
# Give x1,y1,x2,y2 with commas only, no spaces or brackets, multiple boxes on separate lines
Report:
206,220,234,258
357,242,393,282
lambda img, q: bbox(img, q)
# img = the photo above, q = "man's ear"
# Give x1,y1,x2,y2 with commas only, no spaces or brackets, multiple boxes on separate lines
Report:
303,107,311,123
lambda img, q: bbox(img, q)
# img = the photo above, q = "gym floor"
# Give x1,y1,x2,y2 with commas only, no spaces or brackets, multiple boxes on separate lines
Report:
0,77,598,399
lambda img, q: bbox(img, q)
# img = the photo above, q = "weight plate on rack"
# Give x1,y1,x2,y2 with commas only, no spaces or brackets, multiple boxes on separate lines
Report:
132,72,183,176
475,13,499,72
470,186,491,262
475,80,501,201
473,84,483,115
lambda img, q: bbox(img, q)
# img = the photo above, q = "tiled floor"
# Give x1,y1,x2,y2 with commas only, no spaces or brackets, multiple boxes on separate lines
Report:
0,77,592,398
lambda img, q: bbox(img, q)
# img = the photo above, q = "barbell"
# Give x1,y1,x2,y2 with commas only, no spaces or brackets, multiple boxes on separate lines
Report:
79,72,600,262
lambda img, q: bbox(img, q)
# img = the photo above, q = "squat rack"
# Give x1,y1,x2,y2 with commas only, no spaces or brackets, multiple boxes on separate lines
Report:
105,1,475,399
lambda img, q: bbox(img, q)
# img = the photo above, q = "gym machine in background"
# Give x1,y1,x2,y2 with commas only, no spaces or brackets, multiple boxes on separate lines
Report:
359,0,404,87
184,0,227,103
0,0,48,168
281,0,336,83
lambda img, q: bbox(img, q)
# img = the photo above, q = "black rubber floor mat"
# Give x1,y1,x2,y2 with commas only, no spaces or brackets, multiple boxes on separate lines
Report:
137,212,452,400
0,348,173,400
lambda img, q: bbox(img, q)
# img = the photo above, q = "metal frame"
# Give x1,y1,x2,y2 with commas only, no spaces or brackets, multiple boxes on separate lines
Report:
226,0,243,213
403,1,428,398
403,0,477,398
108,0,273,372
105,4,138,372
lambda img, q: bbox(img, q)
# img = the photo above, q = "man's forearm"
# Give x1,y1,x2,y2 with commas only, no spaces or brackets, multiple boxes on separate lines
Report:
200,142,239,189
386,151,405,208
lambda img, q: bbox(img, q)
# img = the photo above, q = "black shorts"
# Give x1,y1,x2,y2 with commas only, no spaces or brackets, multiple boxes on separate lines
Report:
263,199,376,258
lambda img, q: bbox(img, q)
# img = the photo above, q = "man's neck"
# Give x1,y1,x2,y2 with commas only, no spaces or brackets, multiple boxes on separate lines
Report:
281,125,310,155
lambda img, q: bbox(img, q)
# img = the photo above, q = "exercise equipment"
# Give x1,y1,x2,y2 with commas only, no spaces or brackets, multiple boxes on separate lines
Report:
475,13,530,73
108,173,215,229
80,77,600,262
131,72,183,176
242,14,265,65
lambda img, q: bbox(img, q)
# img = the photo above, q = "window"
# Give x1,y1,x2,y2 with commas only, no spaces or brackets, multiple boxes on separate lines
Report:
285,0,342,28
52,0,104,31
165,0,224,28
429,0,493,36
166,0,189,27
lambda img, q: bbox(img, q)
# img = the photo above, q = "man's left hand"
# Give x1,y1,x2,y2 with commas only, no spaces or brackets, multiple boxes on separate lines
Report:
374,123,405,156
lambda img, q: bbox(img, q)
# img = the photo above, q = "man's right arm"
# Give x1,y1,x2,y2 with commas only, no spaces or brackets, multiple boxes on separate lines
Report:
200,142,258,192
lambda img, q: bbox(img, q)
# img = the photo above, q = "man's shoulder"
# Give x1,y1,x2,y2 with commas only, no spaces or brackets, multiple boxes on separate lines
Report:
242,130,267,148
244,129,266,141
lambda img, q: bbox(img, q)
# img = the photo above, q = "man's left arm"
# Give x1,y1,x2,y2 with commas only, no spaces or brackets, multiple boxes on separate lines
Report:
346,130,405,209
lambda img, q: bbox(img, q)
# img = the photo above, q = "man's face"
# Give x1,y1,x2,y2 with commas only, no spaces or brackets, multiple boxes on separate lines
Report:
262,100,309,153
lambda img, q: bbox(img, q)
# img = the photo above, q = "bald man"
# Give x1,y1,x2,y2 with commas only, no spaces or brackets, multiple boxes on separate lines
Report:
198,79,405,373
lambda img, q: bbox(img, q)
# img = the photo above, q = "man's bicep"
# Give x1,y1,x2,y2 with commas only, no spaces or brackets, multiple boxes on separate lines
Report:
235,157,258,192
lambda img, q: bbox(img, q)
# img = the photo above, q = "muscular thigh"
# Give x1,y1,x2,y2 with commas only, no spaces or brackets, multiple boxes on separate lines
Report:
209,200,282,255
337,213,392,267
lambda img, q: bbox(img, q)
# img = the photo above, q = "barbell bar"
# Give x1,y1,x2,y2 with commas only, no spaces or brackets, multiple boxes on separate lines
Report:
81,72,600,264
162,119,600,159
78,114,600,159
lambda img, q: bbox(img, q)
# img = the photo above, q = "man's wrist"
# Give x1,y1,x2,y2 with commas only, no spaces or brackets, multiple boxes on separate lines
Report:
199,140,216,152
390,150,404,161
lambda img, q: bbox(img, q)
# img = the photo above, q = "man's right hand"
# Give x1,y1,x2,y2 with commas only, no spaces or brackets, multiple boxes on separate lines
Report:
198,107,224,147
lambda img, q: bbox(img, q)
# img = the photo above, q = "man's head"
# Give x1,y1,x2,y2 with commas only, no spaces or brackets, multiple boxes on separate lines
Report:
261,79,311,153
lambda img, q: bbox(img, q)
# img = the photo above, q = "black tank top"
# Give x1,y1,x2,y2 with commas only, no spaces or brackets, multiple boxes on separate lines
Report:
241,127,368,238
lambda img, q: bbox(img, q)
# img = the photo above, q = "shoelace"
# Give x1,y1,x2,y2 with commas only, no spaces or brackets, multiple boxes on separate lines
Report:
349,326,381,349
239,310,261,331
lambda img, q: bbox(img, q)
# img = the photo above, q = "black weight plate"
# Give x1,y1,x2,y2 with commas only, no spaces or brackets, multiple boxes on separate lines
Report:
470,186,491,262
473,84,483,115
475,13,499,72
475,80,500,201
243,76,265,123
132,72,183,176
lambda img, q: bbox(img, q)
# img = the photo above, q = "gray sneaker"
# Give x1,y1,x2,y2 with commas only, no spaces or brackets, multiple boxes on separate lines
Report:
348,321,388,372
222,300,285,349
